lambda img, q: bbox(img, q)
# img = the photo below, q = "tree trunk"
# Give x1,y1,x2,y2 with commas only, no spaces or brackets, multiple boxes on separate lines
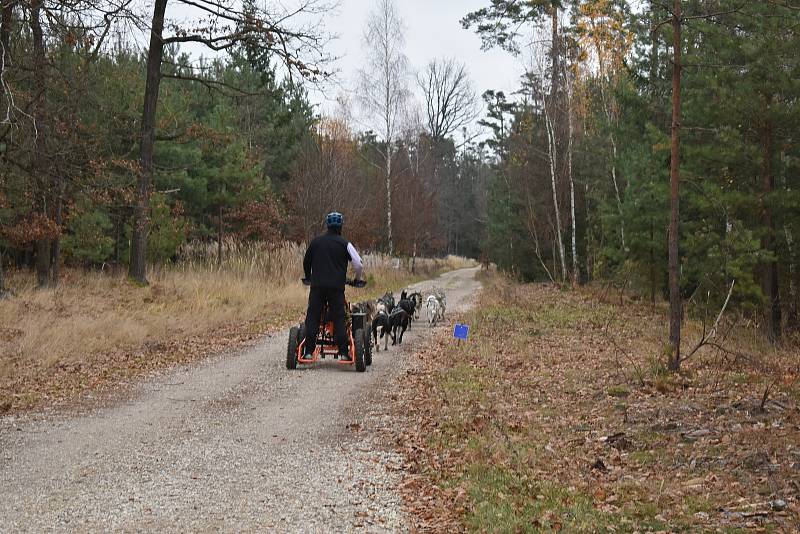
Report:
650,221,656,307
786,226,798,329
30,0,51,288
385,145,394,255
129,0,168,284
509,222,514,274
50,168,64,286
546,110,567,282
0,2,12,294
761,113,781,341
583,182,593,281
567,74,578,286
0,0,14,141
114,214,121,265
51,216,61,285
217,205,223,265
667,0,683,371
525,194,555,284
548,6,566,283
610,137,625,251
550,7,559,102
0,0,12,71
35,239,50,287
0,246,6,293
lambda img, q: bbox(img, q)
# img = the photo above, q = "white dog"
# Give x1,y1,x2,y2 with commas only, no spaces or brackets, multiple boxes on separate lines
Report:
426,295,442,327
432,288,446,320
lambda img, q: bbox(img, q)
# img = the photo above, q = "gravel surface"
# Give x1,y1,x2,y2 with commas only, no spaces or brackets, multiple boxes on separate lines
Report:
0,267,481,533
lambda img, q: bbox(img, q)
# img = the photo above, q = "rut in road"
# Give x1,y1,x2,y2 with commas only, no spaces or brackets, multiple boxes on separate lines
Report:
0,267,481,533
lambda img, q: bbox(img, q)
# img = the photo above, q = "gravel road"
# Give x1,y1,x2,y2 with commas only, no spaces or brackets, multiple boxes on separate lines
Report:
0,267,481,533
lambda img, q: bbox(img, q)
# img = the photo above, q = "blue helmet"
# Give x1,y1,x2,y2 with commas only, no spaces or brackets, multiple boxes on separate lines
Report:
326,211,343,229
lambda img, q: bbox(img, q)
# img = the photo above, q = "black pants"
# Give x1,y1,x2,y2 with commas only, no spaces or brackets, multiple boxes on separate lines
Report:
304,286,348,356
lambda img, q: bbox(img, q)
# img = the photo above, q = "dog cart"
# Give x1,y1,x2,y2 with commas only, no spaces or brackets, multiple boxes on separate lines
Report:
286,279,372,372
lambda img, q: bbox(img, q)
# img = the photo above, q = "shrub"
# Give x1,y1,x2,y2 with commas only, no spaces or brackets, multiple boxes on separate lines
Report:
62,207,114,265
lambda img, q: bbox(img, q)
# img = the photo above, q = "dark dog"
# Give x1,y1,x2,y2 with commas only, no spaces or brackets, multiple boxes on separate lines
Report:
389,308,410,345
397,298,416,328
372,311,391,351
409,292,422,319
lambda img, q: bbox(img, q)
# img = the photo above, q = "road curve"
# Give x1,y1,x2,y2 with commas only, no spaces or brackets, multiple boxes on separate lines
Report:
0,267,481,533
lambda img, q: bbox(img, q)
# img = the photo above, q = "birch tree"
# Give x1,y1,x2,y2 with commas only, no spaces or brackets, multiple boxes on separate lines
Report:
357,0,409,255
565,59,577,285
544,97,567,282
525,7,567,283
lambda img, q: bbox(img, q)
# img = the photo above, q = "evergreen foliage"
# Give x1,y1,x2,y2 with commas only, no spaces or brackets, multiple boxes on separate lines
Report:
468,0,800,338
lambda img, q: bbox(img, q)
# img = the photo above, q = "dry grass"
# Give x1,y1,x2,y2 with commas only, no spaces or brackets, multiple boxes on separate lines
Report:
0,241,470,412
1,270,302,372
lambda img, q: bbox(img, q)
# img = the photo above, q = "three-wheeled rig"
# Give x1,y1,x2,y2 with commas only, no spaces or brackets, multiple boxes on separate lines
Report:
286,279,372,372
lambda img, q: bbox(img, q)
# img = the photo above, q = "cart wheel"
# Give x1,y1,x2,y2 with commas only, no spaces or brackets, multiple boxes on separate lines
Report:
354,328,366,372
363,329,373,366
286,326,299,369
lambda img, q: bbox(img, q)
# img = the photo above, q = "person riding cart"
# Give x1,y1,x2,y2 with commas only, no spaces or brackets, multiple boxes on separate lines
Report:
302,212,364,361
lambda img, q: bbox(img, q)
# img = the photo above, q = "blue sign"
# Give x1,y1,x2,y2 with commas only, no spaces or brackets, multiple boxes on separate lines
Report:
453,323,470,340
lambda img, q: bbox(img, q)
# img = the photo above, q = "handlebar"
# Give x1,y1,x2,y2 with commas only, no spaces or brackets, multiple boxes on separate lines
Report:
301,278,366,288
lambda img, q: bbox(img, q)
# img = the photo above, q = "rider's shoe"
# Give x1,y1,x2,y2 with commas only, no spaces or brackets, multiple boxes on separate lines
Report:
338,353,350,361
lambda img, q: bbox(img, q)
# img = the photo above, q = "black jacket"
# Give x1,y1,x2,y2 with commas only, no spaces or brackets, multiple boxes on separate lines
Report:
303,230,351,289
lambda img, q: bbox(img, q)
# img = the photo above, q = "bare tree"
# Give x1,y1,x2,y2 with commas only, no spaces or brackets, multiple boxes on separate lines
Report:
417,58,479,142
288,118,372,242
357,0,410,255
128,0,332,284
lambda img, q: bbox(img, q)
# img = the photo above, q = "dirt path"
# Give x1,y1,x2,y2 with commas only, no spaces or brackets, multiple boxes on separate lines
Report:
0,267,480,533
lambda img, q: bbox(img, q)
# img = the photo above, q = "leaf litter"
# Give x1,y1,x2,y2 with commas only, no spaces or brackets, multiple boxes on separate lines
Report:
384,274,800,532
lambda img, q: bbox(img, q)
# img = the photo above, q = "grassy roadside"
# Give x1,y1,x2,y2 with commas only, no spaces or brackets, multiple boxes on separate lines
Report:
0,243,474,413
392,272,799,532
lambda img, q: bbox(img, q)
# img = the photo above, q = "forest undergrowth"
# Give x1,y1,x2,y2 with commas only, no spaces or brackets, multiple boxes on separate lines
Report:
391,272,799,532
0,242,472,413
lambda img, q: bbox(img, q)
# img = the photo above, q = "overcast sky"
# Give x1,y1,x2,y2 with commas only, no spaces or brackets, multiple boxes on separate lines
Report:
163,0,525,137
306,0,524,136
